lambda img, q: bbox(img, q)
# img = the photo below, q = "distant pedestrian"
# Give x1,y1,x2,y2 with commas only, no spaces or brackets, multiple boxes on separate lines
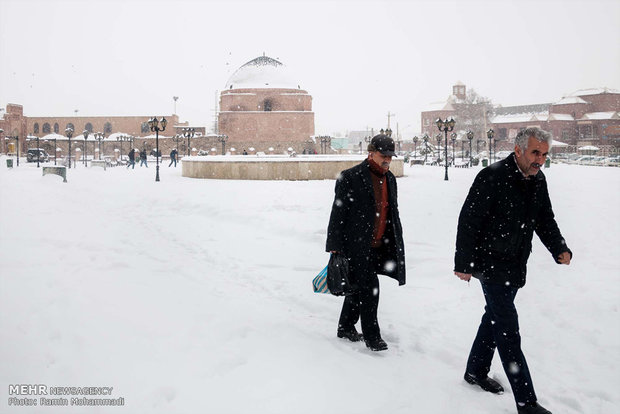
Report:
168,148,178,167
243,149,248,155
139,149,148,167
454,127,572,414
126,149,136,169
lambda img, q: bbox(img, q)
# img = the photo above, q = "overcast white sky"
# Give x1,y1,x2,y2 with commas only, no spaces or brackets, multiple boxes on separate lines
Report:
1,0,619,138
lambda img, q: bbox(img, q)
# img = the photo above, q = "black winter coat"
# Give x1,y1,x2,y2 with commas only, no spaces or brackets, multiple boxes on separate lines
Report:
454,153,571,288
326,159,406,285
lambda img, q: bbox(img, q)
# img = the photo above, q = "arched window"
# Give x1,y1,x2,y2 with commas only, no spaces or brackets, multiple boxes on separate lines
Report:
43,123,51,133
85,123,93,133
54,123,59,134
33,123,39,134
141,122,149,133
104,122,112,134
66,123,75,132
263,99,273,112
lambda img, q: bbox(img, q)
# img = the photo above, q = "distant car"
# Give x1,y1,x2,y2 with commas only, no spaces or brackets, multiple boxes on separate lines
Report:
27,148,49,162
604,155,620,167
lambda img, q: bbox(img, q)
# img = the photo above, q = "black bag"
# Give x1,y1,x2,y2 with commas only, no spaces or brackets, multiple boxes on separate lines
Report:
327,254,356,296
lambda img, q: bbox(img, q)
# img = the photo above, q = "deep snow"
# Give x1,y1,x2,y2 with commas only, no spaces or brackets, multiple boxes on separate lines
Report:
0,157,618,414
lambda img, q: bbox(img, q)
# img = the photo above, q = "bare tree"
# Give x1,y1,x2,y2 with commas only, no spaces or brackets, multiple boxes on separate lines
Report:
453,89,494,141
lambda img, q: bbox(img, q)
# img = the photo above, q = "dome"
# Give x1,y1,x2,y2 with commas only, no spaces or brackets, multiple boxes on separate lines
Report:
225,55,301,90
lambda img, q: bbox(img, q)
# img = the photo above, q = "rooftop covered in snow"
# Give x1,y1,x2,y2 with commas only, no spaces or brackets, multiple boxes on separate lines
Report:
224,55,302,90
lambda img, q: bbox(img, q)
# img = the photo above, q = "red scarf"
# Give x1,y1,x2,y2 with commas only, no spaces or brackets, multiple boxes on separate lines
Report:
368,158,389,247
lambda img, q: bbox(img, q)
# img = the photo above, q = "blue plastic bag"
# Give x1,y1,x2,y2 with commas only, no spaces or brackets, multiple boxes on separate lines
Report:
312,265,329,294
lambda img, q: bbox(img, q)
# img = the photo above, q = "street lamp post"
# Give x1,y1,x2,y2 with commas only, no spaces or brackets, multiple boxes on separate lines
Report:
436,117,456,181
172,133,183,156
116,134,128,162
182,127,195,157
320,136,330,154
450,132,456,166
51,135,58,165
466,130,474,166
487,128,494,164
423,134,429,163
83,130,90,165
147,117,167,182
413,136,418,158
94,132,105,160
65,127,74,168
218,134,228,155
35,134,40,167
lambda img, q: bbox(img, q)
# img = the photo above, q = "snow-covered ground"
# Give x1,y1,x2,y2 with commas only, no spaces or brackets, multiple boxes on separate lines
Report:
1,157,618,414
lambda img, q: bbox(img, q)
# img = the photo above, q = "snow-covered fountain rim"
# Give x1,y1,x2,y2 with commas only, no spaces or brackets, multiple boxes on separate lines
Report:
181,155,389,163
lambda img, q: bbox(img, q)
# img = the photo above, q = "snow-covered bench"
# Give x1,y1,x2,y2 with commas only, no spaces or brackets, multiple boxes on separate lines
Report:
91,160,107,170
42,166,67,183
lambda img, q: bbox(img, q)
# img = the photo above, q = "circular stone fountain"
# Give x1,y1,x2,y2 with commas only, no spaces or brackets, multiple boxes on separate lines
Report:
181,155,404,180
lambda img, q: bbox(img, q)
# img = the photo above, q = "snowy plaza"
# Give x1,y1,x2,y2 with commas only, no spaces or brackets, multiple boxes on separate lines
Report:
0,159,618,414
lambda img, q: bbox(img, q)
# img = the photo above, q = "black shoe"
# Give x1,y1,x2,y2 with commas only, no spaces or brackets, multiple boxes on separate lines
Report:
517,402,552,414
464,373,504,394
337,328,363,342
365,337,388,351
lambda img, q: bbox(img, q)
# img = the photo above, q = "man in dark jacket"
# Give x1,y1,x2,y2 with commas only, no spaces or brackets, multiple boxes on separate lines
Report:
139,149,148,167
168,148,178,167
126,148,136,169
326,133,406,352
454,127,572,414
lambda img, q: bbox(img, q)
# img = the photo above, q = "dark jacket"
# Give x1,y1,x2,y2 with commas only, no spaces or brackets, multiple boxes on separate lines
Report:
454,153,571,288
140,150,147,160
128,149,135,161
326,159,406,285
170,149,177,159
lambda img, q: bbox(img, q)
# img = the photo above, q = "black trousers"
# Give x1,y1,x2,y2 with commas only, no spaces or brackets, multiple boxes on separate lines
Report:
466,280,537,405
338,249,382,341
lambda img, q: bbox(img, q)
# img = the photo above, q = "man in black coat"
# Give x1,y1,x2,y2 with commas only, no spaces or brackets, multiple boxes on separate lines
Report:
326,133,406,352
454,127,572,414
126,148,136,169
168,148,178,167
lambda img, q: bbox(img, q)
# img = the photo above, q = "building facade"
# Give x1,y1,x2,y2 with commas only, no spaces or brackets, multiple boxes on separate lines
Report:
421,84,620,154
491,88,620,151
0,104,222,159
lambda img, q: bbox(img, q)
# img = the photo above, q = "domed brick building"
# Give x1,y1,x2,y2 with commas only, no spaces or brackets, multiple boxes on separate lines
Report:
218,55,315,153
